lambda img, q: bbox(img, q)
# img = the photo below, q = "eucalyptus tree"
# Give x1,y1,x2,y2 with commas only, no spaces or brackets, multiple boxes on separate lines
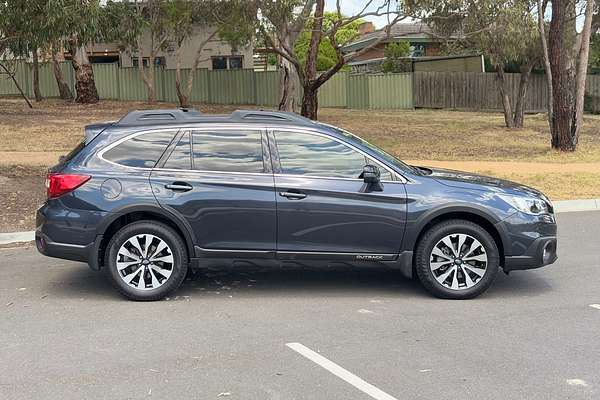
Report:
165,0,255,108
406,0,541,129
45,0,102,104
537,0,595,151
259,0,403,120
103,0,171,103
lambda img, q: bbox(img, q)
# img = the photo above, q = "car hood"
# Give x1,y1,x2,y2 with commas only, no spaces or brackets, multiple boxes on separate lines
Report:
415,166,545,197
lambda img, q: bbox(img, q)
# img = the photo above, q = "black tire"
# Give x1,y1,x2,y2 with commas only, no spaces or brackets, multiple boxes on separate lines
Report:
105,221,188,301
415,219,499,299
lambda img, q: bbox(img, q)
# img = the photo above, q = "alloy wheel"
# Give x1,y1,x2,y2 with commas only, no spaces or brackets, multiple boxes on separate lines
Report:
429,233,488,290
116,234,174,291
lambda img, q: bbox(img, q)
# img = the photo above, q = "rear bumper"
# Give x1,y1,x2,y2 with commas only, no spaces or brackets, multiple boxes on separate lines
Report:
35,231,103,270
504,236,557,271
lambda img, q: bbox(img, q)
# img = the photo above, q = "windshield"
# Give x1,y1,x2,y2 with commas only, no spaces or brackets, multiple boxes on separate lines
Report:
333,127,416,174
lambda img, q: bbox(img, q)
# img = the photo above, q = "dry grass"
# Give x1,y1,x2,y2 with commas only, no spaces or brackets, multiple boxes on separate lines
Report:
318,108,600,163
0,98,599,200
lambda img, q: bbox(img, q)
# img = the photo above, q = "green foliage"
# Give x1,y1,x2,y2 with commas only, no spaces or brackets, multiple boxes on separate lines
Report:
405,0,541,69
381,41,411,73
590,33,600,70
294,11,363,71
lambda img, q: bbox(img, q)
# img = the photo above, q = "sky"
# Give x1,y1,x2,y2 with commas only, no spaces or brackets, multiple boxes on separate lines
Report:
324,0,406,28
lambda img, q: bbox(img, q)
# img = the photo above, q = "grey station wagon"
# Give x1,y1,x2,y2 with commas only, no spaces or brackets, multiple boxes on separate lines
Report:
36,109,557,300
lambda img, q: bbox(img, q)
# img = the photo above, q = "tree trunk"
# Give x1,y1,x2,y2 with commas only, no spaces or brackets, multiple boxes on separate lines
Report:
299,0,325,120
51,48,73,101
31,50,42,102
548,0,575,151
301,85,319,120
68,37,99,104
513,64,533,128
278,59,300,112
495,67,514,128
174,46,189,108
570,0,595,147
136,37,156,104
537,0,554,135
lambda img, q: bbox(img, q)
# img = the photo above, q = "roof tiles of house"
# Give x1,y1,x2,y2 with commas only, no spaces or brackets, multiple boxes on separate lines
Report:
343,23,440,52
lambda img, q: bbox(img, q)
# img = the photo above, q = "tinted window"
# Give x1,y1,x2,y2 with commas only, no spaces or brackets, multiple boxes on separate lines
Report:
103,131,175,168
275,131,366,178
212,57,227,70
192,131,263,173
367,158,393,181
229,56,243,69
164,132,191,170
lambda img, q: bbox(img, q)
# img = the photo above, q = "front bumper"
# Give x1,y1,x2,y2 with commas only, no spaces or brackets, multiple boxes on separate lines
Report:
504,236,557,271
496,210,557,271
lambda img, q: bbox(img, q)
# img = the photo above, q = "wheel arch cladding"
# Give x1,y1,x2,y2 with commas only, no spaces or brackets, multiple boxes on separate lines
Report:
97,207,195,268
411,210,506,267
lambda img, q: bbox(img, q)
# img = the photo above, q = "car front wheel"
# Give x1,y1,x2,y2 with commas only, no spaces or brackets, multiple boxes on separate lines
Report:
105,221,188,301
415,219,499,299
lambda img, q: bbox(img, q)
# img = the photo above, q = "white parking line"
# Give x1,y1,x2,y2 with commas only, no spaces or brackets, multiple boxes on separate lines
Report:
286,342,399,400
589,304,600,310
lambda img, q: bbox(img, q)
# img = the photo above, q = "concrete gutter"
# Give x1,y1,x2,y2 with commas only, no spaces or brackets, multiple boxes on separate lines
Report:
1,199,599,246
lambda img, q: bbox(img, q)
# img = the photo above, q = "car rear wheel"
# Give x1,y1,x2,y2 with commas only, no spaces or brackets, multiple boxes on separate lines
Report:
415,219,499,299
105,221,188,301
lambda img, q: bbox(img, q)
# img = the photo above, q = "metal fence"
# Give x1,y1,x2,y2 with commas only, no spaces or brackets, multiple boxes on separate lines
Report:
2,61,600,112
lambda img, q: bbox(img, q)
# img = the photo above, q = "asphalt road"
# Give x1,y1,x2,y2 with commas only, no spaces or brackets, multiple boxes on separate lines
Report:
1,211,600,400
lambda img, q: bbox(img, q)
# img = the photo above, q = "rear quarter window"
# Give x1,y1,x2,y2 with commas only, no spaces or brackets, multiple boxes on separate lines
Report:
103,131,176,168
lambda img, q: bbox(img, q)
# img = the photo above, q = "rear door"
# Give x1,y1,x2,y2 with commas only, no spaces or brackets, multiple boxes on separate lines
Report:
150,127,276,256
270,128,407,258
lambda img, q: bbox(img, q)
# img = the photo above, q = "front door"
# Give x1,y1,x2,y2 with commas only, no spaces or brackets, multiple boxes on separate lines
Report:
150,128,276,256
270,129,407,257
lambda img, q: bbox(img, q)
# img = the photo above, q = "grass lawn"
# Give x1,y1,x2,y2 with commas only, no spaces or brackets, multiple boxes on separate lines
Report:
1,98,599,204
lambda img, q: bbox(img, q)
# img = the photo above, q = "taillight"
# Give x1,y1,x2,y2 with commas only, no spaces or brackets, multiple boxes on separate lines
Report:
46,173,91,199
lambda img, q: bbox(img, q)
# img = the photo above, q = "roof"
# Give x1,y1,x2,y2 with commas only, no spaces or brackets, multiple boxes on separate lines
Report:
113,108,317,128
342,22,455,52
347,54,483,66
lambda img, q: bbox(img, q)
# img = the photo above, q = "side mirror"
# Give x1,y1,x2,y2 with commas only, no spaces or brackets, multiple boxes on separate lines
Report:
360,164,383,192
361,164,381,183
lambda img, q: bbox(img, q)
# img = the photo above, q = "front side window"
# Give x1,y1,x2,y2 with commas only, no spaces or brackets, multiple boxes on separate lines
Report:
192,130,264,173
274,131,367,179
103,131,176,168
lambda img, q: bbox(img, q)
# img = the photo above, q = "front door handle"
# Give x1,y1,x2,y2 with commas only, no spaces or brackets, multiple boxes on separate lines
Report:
279,191,307,200
165,182,193,192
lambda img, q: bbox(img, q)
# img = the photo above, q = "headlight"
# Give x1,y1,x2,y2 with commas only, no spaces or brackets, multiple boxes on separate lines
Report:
498,194,550,215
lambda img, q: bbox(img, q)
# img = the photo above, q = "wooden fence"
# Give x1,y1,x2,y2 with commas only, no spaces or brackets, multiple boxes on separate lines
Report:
2,61,600,112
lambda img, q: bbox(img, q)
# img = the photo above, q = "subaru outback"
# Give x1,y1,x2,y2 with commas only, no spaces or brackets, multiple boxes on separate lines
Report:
36,109,557,300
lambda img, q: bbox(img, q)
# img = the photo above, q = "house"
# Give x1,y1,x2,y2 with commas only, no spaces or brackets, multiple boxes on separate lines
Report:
61,25,253,70
342,22,448,62
342,22,482,74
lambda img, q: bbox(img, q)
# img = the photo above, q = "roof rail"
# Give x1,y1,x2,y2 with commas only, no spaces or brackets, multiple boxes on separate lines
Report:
231,110,315,124
117,108,203,126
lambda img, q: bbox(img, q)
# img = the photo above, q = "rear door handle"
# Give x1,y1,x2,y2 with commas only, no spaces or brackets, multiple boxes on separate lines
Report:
279,191,307,200
165,182,193,192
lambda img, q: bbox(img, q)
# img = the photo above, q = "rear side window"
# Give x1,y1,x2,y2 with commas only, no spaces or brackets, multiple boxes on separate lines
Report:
164,132,192,170
191,130,264,173
103,131,176,168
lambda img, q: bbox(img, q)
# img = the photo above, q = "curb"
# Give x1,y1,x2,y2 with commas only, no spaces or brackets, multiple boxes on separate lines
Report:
553,199,600,213
0,199,599,246
0,231,35,245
